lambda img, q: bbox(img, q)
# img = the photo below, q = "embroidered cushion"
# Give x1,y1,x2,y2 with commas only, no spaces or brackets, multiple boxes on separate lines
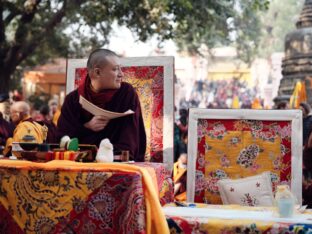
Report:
217,171,274,206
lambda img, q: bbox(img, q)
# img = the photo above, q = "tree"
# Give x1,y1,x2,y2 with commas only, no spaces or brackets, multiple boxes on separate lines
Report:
0,0,269,93
257,0,304,58
174,1,269,60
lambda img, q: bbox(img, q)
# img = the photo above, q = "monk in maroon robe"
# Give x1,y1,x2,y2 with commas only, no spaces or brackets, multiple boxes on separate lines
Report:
57,49,146,161
303,132,312,207
0,112,14,148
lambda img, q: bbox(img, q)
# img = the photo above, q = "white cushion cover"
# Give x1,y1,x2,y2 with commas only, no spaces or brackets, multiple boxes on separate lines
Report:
217,171,274,206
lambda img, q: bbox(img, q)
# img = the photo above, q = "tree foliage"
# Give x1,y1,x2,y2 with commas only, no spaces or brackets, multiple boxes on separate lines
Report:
0,0,269,92
257,0,304,58
174,0,269,59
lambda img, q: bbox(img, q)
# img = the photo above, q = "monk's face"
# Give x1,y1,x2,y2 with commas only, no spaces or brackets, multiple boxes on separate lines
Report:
92,56,124,90
10,107,21,124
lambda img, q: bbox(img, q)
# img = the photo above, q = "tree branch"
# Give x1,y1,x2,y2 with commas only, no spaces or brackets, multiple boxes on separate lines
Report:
4,0,69,70
3,1,23,27
14,0,42,44
0,1,4,43
18,6,67,64
2,0,42,70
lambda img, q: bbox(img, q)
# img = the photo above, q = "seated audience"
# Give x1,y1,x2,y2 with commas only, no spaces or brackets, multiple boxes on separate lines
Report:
0,112,14,153
303,131,312,208
38,105,57,143
173,153,187,201
49,99,61,126
0,93,11,121
300,102,312,146
3,101,47,156
0,94,14,151
276,101,289,110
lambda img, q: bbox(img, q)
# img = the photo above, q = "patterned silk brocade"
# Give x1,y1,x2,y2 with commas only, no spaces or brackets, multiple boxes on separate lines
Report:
195,119,292,204
0,168,147,233
135,162,174,205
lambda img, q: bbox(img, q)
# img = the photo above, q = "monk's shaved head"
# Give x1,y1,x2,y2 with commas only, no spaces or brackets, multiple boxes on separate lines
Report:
87,48,123,90
11,101,30,114
87,49,118,71
10,101,31,124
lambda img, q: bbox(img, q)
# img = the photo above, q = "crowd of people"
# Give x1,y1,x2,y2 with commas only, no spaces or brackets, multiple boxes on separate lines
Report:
0,95,61,156
179,79,257,109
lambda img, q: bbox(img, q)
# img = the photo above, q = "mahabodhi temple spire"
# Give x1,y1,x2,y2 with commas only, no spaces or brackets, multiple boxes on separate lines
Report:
278,0,312,104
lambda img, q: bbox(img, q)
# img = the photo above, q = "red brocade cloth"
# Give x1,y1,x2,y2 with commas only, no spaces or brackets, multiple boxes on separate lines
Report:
194,119,292,204
0,160,172,234
134,162,174,206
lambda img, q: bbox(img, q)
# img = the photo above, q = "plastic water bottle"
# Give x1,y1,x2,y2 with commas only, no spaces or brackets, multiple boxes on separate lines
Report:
275,185,295,218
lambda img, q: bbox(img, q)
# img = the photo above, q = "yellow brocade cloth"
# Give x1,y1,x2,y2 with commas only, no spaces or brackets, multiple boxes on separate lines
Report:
194,119,292,204
0,160,169,234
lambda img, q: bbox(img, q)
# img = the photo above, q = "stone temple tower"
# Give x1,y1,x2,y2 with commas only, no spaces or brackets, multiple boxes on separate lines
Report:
278,0,312,104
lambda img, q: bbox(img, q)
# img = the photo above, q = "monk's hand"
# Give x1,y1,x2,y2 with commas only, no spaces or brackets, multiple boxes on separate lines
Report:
84,116,110,132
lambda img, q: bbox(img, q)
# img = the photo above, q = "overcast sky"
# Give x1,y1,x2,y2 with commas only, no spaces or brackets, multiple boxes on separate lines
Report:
107,23,178,57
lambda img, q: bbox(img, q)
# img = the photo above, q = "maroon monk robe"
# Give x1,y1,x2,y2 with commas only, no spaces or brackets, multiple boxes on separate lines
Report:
57,82,146,162
0,113,14,147
303,144,312,208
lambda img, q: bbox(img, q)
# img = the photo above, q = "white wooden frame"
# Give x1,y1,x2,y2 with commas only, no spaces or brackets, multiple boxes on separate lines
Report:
187,108,303,204
66,57,174,169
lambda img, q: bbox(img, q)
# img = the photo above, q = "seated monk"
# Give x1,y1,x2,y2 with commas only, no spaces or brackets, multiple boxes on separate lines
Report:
0,112,14,150
49,99,61,127
303,131,312,207
3,101,47,156
173,153,187,201
37,105,57,143
57,49,146,162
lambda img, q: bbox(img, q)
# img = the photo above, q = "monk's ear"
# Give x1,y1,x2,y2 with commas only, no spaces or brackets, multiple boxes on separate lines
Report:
94,68,101,77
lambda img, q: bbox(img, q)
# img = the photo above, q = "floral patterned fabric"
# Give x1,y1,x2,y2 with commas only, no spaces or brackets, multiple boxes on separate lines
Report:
0,168,145,233
166,203,312,234
74,66,164,162
0,160,171,234
195,119,292,204
134,162,174,206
